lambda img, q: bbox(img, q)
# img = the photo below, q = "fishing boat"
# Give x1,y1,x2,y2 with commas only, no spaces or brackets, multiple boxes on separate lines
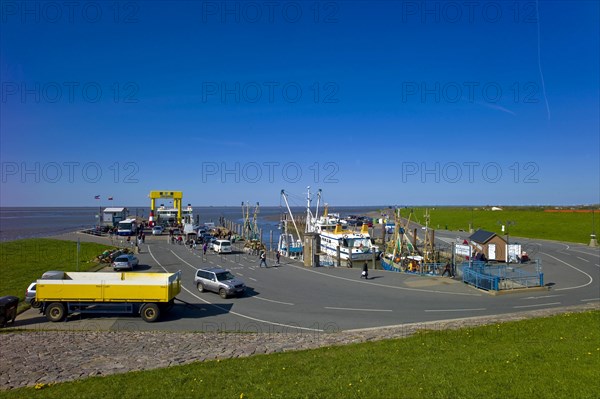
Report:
305,188,379,263
318,222,379,262
380,208,441,274
278,190,303,259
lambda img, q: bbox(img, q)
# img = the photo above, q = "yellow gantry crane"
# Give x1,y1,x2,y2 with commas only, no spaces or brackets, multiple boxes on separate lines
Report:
148,191,183,226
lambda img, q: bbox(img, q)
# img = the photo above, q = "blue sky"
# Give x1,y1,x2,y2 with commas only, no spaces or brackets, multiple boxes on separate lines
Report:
1,0,598,207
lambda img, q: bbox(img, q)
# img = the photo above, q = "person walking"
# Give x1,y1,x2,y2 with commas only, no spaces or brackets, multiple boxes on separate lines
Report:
276,251,281,265
203,242,208,255
361,262,369,279
441,262,453,277
259,251,268,268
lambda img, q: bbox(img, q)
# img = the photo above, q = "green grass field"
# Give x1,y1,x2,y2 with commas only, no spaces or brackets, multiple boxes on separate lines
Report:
1,310,598,399
397,207,599,244
0,239,116,303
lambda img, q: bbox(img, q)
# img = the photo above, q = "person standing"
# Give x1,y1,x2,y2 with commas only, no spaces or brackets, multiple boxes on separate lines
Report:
361,262,369,279
259,251,268,268
276,251,281,265
203,242,208,255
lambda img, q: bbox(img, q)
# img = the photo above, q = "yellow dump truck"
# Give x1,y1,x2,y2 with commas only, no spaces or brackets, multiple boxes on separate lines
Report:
36,270,181,323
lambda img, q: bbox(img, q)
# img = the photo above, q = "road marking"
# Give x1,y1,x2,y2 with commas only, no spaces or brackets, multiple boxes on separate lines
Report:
424,308,486,312
252,297,294,306
522,294,563,300
581,298,600,302
541,252,594,291
180,286,322,332
147,245,170,273
325,307,392,312
561,247,600,257
576,256,590,263
285,264,481,296
166,250,322,332
248,277,257,282
167,250,197,271
513,302,561,309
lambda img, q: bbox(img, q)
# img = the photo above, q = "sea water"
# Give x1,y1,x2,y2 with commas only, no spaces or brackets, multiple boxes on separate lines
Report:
0,206,382,242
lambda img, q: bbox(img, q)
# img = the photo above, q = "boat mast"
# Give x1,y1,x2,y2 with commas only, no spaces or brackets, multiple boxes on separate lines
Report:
280,190,302,242
252,202,260,240
315,189,322,221
305,186,313,233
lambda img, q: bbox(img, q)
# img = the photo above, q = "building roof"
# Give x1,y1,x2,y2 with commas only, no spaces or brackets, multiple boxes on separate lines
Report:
103,207,127,213
469,229,503,244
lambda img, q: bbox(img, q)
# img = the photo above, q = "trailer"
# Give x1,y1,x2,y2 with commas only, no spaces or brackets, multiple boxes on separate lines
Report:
36,271,181,323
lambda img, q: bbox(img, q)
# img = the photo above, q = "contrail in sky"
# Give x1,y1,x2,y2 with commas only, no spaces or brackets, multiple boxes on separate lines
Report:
536,0,551,120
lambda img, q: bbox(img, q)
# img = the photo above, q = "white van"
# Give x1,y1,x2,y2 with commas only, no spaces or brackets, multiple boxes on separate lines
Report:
213,239,232,254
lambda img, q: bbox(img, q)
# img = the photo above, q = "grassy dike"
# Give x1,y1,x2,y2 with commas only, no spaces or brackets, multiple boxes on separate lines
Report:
386,207,599,244
0,238,116,305
0,311,598,398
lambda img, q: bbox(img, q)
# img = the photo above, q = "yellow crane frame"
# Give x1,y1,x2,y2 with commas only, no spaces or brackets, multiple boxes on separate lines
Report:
149,191,183,224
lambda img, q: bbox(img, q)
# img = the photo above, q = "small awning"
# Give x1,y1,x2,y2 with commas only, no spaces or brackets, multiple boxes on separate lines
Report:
103,207,126,213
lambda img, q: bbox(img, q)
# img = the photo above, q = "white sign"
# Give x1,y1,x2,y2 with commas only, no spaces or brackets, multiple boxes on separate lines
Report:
455,244,472,257
507,244,522,262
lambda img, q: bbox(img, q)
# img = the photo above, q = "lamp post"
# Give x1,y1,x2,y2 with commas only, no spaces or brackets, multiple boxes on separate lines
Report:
470,208,474,233
591,209,598,247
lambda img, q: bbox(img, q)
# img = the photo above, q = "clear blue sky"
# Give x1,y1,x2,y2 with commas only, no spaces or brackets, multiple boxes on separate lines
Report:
1,0,598,207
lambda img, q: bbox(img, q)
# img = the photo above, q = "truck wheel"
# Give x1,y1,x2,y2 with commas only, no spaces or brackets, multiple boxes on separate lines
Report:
140,303,160,322
219,288,228,299
46,303,66,322
197,283,205,293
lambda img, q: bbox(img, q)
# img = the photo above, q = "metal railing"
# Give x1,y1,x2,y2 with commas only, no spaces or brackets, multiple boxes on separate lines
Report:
462,261,543,291
380,260,449,276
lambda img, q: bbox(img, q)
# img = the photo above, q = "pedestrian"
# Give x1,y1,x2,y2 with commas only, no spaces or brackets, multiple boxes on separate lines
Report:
441,262,453,277
259,251,268,268
276,251,281,265
203,242,208,255
361,262,369,279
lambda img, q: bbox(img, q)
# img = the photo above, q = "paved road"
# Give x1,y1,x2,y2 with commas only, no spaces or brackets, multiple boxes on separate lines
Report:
14,231,599,333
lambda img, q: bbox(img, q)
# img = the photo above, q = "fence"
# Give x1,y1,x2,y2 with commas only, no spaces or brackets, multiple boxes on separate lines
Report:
380,259,449,276
462,261,544,291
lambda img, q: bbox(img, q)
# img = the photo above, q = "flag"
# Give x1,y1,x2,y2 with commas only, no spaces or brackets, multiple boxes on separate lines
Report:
94,195,100,199
108,197,113,200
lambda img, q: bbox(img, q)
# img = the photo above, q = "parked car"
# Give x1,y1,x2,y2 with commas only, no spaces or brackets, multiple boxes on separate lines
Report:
112,254,139,271
385,223,395,234
152,226,164,235
25,282,41,308
194,267,246,298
